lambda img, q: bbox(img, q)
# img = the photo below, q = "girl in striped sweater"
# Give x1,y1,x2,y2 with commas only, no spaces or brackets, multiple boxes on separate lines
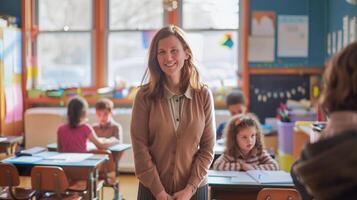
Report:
213,113,279,171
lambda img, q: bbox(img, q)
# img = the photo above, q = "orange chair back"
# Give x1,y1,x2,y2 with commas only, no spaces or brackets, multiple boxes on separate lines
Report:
0,163,20,187
31,166,69,192
257,188,301,200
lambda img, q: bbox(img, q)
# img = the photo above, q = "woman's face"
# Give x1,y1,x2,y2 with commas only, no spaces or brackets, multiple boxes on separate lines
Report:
157,35,189,81
236,126,257,154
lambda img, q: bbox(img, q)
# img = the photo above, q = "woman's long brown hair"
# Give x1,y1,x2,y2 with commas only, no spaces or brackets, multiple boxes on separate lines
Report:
320,41,357,113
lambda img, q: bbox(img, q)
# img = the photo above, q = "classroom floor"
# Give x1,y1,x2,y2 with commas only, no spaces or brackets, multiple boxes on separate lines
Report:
19,173,139,200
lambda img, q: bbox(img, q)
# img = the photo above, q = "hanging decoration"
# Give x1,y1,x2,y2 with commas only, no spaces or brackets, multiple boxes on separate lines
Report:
164,0,178,12
221,33,234,49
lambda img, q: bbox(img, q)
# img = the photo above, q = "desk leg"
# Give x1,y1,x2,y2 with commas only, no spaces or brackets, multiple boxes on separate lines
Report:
0,144,11,155
88,171,93,200
9,143,17,155
113,159,120,200
88,169,99,200
113,152,124,200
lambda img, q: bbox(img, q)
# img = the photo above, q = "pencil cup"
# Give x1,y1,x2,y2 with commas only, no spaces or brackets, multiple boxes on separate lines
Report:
277,121,294,154
277,121,295,171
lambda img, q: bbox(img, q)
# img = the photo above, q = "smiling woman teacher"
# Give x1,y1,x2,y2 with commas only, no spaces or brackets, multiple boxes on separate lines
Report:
130,25,215,200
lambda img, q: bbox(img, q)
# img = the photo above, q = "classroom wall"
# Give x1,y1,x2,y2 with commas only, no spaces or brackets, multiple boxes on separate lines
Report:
247,0,327,122
249,0,326,67
325,0,357,58
327,0,357,31
0,0,22,27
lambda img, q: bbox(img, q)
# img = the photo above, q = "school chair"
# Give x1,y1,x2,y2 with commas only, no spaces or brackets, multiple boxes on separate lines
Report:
0,163,36,200
256,188,302,200
62,166,104,200
88,149,120,199
31,166,86,200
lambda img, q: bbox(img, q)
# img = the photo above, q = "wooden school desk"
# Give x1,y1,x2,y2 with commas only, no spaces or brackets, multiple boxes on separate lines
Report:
47,143,131,175
208,171,295,200
0,135,23,155
1,151,108,200
47,143,132,200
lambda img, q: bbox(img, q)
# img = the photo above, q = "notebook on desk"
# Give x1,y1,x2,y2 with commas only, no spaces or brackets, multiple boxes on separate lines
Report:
17,146,47,156
246,170,293,184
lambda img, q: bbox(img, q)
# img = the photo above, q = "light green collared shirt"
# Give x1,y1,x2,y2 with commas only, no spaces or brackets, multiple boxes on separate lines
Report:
164,86,192,132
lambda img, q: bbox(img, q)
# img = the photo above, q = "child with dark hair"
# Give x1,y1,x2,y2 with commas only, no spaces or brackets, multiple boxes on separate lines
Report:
57,96,118,153
216,90,247,139
93,98,122,144
213,113,279,171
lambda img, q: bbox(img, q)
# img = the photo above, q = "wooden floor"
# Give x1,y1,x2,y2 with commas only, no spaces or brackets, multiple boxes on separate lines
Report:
19,173,140,200
107,173,139,200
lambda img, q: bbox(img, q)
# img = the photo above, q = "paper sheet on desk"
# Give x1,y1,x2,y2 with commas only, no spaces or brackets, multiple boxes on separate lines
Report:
86,138,114,151
0,137,6,142
246,170,293,183
47,153,93,162
231,172,258,184
87,142,97,151
208,170,242,177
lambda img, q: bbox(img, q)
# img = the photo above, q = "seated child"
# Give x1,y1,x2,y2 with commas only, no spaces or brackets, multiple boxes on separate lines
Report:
216,90,247,140
213,113,279,171
57,96,118,153
92,98,122,144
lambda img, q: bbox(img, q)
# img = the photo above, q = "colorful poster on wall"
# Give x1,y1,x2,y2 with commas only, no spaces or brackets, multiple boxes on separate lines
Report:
3,30,14,86
4,84,23,123
327,33,331,55
249,11,276,62
13,84,23,121
277,15,308,57
141,30,156,49
248,36,275,62
343,15,349,48
13,31,22,74
252,11,276,36
4,85,14,123
332,31,337,54
337,30,343,52
350,16,357,43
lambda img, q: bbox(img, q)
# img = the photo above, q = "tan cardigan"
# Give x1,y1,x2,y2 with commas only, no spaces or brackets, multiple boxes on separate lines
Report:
130,86,215,196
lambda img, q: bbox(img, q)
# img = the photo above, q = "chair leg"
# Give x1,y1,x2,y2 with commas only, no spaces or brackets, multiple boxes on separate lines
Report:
111,183,117,200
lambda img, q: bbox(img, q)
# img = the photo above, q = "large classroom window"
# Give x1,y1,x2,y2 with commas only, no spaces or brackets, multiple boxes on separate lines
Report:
35,0,93,90
33,0,239,90
107,0,164,87
183,0,239,88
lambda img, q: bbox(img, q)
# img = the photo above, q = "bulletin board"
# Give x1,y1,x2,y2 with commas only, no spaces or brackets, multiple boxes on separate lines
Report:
249,74,310,122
